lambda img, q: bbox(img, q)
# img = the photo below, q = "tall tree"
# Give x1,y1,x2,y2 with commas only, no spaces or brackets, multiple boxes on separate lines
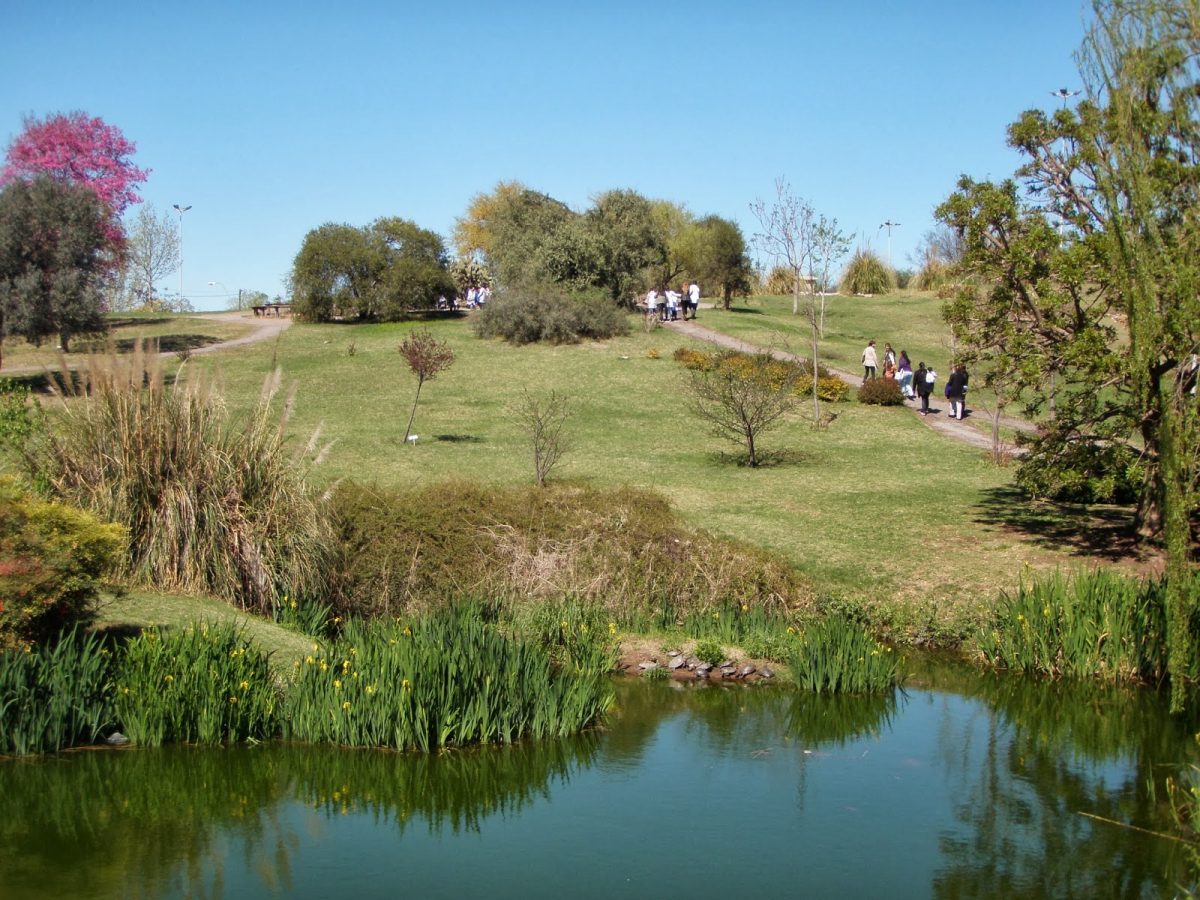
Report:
937,0,1200,709
455,182,575,289
2,111,148,249
0,177,111,363
677,215,755,309
116,203,180,310
585,189,663,304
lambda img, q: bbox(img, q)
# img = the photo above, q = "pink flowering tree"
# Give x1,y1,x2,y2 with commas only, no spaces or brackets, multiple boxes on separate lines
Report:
1,111,149,248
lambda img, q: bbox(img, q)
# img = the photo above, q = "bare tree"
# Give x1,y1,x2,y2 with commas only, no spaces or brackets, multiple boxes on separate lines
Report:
686,352,799,467
515,388,572,487
751,179,848,424
118,203,180,311
397,329,455,443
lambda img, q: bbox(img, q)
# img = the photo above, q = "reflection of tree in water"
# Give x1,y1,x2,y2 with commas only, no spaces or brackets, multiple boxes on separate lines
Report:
0,747,294,900
930,666,1198,898
786,690,900,748
289,733,599,834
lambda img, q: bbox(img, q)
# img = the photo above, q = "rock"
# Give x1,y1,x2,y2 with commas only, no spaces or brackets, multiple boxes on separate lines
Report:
740,665,756,678
668,657,687,670
638,661,659,671
105,732,129,746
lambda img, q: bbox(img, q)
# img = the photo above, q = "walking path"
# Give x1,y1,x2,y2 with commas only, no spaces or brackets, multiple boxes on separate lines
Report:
667,315,1032,454
3,311,292,377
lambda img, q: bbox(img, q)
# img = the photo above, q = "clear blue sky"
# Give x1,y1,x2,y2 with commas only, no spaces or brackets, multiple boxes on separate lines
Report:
2,1,1092,310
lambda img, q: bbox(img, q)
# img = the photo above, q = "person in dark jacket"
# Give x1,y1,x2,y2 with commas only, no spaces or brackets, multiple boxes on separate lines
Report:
915,362,935,415
945,364,968,420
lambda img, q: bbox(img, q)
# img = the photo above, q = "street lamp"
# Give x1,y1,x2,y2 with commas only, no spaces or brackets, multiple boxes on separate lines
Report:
208,281,242,311
173,204,192,306
878,220,901,270
1050,87,1081,108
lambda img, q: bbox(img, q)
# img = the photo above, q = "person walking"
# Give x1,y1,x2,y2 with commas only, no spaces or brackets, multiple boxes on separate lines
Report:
897,350,913,399
945,364,969,419
915,361,935,415
687,281,700,319
862,340,878,380
883,343,897,370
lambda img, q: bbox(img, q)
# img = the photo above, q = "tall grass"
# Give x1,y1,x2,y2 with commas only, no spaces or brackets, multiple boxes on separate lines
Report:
21,343,331,613
838,249,894,295
284,605,613,750
112,621,280,746
975,569,1192,683
0,629,112,755
788,614,900,693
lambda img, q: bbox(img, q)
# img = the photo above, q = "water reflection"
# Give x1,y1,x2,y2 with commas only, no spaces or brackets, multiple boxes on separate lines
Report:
0,666,1195,899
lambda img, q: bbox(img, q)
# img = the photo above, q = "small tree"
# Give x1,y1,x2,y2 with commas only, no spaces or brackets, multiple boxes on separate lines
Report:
515,388,572,487
398,329,455,443
686,352,799,467
117,202,179,310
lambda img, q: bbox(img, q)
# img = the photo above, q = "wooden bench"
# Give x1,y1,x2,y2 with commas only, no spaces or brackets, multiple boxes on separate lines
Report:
252,303,292,317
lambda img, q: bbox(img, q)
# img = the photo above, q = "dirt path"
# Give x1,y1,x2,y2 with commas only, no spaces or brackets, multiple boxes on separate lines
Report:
3,311,292,377
666,315,1031,454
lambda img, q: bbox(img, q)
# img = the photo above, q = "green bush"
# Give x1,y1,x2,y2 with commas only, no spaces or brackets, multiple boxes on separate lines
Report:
789,615,899,693
284,606,613,749
326,480,811,622
693,638,725,666
472,285,630,344
1015,438,1144,504
0,628,114,754
19,346,331,614
0,476,125,648
797,375,852,403
674,347,843,391
838,249,894,295
856,378,906,406
112,622,280,746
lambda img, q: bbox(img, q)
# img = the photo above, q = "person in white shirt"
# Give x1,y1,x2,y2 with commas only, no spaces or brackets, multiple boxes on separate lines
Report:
665,290,681,321
862,340,878,379
646,289,659,321
687,282,700,319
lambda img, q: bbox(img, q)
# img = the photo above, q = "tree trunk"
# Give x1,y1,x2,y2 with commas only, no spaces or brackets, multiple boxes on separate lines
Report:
810,292,821,424
403,378,424,443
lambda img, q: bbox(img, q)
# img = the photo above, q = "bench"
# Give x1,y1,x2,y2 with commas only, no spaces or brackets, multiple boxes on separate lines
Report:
252,303,292,317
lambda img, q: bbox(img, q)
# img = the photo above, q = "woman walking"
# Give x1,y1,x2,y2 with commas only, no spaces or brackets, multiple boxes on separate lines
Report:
945,364,968,420
915,361,935,415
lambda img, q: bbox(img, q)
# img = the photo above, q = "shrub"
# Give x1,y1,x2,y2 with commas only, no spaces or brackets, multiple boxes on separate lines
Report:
112,621,280,746
693,638,725,666
0,628,114,754
856,378,906,406
325,480,811,622
838,249,894,295
797,375,851,403
789,615,899,693
284,606,613,749
1015,438,1144,504
765,265,796,295
0,476,125,648
472,285,630,344
18,345,332,614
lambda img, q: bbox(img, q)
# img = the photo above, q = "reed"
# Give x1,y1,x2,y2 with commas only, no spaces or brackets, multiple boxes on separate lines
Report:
0,629,113,755
112,621,280,746
21,343,331,613
284,605,613,750
788,614,899,693
976,569,1182,683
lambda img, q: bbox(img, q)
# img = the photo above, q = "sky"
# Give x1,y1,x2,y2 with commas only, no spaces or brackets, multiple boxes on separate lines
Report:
2,0,1094,311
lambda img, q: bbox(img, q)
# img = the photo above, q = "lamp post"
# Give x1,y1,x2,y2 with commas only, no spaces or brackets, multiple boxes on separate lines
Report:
173,204,192,306
1050,87,1081,108
208,281,229,310
878,220,900,270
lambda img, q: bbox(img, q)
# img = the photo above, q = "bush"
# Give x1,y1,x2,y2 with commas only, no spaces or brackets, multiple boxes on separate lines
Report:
693,638,725,666
797,375,851,403
0,476,125,648
472,285,630,344
839,250,894,295
856,378,906,406
325,480,811,622
674,347,842,386
1015,438,1144,504
18,346,332,614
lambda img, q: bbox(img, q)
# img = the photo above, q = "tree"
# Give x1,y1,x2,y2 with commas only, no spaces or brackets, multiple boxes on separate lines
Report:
936,0,1200,709
398,329,455,443
116,203,179,310
1,111,148,248
686,352,800,467
585,189,664,304
0,177,111,364
515,389,573,487
290,218,453,322
677,215,755,309
751,180,847,423
455,182,575,289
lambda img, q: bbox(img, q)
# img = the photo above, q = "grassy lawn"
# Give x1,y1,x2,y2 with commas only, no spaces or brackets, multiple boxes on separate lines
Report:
0,311,252,372
172,311,1130,636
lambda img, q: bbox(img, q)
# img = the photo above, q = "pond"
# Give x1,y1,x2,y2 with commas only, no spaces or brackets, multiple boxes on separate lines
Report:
1,656,1196,899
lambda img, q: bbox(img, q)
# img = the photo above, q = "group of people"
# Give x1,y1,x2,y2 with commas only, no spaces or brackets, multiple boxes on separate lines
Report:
861,339,970,419
646,282,701,321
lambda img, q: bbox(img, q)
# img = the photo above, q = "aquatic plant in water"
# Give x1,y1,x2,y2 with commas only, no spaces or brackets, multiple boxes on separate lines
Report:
788,615,899,693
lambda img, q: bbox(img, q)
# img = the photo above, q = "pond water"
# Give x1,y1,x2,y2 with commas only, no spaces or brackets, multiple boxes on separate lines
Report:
1,657,1197,899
